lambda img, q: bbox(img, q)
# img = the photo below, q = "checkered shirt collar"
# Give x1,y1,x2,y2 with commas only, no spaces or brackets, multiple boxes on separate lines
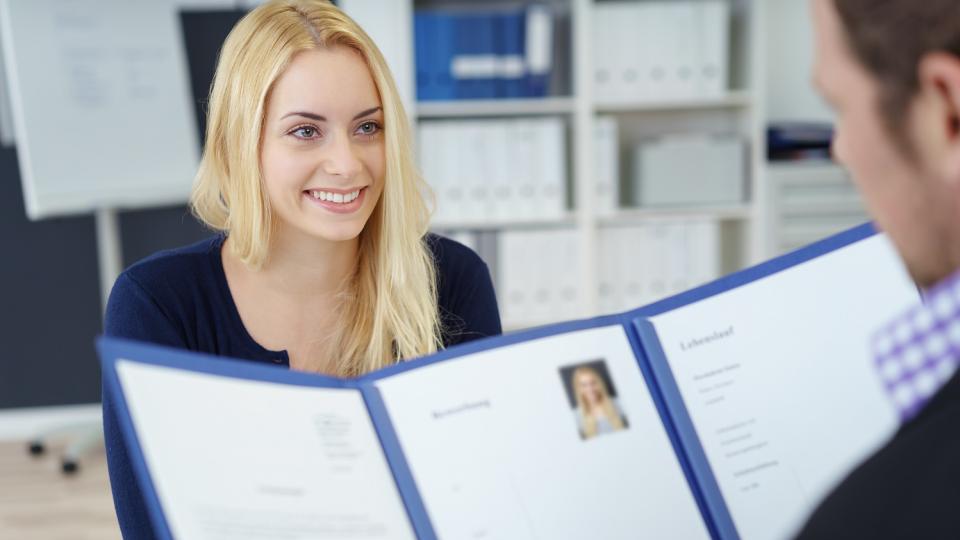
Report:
873,270,960,422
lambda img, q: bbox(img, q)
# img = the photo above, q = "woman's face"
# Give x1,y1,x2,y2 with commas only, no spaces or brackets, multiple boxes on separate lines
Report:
575,371,604,406
260,46,385,245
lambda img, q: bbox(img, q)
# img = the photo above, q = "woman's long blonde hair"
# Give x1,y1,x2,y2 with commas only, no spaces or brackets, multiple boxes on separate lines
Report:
190,0,440,375
573,366,625,438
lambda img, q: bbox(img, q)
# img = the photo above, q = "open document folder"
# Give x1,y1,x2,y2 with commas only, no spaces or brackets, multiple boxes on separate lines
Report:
100,223,921,540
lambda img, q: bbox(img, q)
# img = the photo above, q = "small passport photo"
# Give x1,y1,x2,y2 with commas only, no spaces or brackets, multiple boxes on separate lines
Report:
559,359,630,441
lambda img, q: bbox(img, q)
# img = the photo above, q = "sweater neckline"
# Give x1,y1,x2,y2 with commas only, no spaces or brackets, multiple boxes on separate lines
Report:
208,235,290,366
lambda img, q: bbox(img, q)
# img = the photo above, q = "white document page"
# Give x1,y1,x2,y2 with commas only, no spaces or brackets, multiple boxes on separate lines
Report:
649,234,920,540
376,325,711,540
116,361,415,540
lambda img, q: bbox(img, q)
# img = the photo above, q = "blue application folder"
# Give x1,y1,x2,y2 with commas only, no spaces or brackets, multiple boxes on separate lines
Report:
495,9,527,98
100,223,921,540
414,12,457,101
451,12,497,99
413,11,433,100
415,7,553,101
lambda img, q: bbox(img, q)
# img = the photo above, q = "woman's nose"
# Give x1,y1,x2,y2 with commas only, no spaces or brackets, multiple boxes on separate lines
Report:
321,134,363,179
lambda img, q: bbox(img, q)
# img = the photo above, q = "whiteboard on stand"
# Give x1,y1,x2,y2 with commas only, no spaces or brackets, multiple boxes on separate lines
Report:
0,0,199,220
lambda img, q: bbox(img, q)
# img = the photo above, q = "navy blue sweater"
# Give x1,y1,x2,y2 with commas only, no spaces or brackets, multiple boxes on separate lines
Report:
103,234,501,539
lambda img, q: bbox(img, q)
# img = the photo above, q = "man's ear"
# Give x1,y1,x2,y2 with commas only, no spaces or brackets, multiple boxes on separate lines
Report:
917,52,960,183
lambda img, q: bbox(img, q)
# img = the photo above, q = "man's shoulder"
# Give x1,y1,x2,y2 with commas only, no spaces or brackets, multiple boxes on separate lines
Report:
797,374,960,538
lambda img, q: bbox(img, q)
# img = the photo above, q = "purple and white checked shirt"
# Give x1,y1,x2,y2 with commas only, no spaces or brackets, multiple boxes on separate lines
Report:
872,270,960,422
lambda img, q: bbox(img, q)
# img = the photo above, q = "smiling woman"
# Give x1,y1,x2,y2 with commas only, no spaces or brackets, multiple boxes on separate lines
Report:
101,1,501,538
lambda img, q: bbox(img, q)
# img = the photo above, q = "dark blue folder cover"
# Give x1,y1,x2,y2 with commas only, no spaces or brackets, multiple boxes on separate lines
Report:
496,10,527,98
413,11,456,101
452,12,496,99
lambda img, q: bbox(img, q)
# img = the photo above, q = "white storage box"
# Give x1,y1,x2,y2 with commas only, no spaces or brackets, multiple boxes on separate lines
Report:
631,134,745,207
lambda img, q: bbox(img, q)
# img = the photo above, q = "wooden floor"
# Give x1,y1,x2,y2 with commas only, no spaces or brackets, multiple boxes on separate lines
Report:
0,439,120,540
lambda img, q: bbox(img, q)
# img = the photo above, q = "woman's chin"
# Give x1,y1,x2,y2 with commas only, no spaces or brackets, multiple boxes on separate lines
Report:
309,224,365,243
304,207,374,244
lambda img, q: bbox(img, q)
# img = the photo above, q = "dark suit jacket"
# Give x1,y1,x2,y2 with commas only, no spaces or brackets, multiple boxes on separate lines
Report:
795,370,960,539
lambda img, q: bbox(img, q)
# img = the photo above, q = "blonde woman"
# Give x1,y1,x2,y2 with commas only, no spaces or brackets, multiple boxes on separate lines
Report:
572,366,627,439
103,1,500,536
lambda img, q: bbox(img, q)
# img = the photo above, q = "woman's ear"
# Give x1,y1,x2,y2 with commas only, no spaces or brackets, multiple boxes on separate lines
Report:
916,52,960,185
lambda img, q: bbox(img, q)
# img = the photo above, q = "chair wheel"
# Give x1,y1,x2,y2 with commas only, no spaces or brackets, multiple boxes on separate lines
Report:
27,441,45,456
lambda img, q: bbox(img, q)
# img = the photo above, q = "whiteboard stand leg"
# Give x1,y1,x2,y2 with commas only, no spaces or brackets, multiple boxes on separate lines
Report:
95,207,122,312
93,207,121,462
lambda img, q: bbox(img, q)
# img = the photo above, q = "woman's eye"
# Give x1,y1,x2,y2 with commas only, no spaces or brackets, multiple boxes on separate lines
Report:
291,126,319,139
356,121,381,137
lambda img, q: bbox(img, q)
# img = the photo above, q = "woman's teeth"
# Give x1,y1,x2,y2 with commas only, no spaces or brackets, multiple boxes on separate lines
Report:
309,189,361,203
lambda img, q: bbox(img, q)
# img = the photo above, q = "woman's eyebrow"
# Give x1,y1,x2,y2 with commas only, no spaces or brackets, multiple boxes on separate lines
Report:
280,106,382,122
281,111,326,122
352,106,382,120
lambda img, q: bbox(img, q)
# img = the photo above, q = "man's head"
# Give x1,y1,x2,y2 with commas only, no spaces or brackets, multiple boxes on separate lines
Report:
811,0,960,287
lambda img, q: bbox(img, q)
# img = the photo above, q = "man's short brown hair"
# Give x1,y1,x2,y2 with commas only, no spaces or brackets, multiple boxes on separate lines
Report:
834,0,960,135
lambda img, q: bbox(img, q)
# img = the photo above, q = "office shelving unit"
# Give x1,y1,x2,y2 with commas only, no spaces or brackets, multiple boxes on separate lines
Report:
375,0,765,329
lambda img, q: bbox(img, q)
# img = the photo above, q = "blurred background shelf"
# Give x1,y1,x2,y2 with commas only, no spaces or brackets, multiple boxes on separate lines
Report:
416,97,576,118
432,214,577,231
599,205,753,225
594,90,751,114
399,0,768,330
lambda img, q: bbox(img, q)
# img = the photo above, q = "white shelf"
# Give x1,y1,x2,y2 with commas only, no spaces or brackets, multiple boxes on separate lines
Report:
431,214,578,231
779,200,865,216
416,97,575,118
767,159,839,170
779,221,867,244
503,319,567,334
599,205,753,224
594,91,751,114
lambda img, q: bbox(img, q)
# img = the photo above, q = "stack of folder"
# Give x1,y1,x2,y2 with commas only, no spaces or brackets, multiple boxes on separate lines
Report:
418,117,567,226
592,0,730,104
414,5,554,101
594,115,620,215
598,220,721,314
631,134,745,208
498,227,581,327
495,220,721,329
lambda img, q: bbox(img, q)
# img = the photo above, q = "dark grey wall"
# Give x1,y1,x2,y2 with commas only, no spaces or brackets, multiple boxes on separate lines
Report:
1,147,102,407
0,145,210,409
